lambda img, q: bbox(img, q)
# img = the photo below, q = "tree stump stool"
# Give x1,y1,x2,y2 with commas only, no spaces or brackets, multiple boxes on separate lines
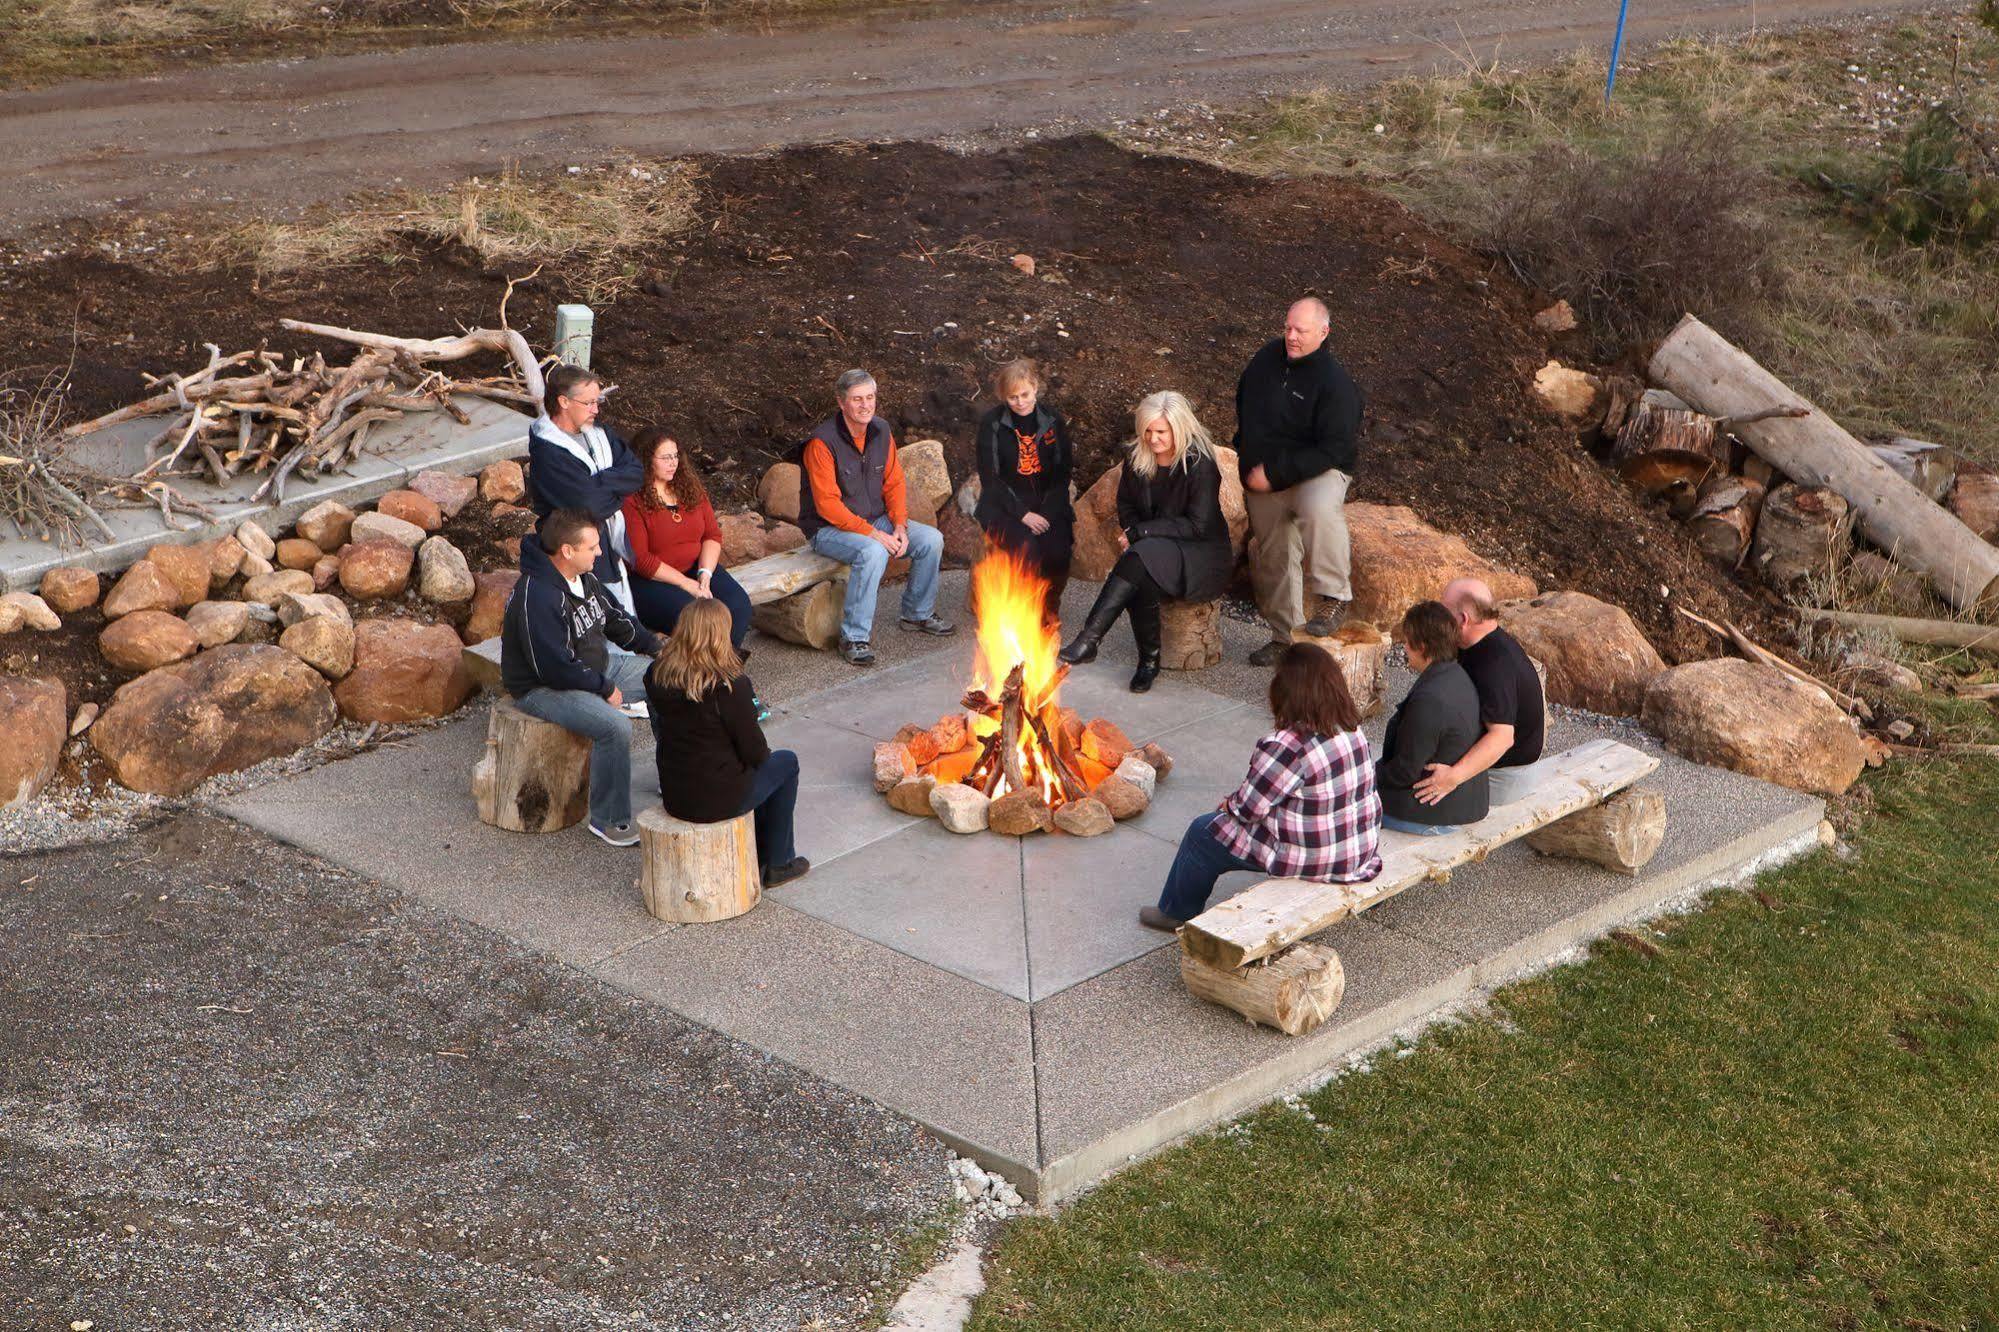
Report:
1292,624,1391,718
472,698,590,833
636,806,761,923
1160,599,1222,670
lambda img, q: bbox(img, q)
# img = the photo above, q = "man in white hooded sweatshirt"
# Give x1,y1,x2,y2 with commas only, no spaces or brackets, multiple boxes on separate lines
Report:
526,364,644,619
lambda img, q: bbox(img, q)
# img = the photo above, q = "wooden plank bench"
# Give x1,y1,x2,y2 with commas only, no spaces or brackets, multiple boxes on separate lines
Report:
1178,739,1663,1035
463,547,849,689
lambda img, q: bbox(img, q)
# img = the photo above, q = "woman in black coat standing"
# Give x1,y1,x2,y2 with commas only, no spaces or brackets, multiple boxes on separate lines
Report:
974,358,1075,623
1058,390,1232,693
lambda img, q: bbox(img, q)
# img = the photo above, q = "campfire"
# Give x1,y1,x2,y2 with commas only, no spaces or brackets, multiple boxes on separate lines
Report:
874,549,1168,836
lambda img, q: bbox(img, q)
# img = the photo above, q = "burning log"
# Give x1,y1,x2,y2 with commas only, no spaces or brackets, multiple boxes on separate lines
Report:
997,663,1027,797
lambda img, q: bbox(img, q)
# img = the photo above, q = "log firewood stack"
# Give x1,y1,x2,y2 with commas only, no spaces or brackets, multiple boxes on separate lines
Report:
60,322,546,510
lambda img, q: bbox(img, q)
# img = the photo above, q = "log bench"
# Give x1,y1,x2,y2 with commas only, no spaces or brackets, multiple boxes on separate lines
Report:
1178,739,1664,1035
637,806,761,923
463,547,851,689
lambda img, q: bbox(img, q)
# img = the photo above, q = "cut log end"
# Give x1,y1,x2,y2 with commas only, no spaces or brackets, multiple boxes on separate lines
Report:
1522,787,1667,874
636,807,761,923
750,577,845,651
1160,599,1223,671
1179,942,1345,1036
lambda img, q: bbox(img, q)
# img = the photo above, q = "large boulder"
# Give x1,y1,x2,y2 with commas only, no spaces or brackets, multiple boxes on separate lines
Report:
334,618,473,722
1496,590,1666,717
242,569,315,607
280,614,356,680
764,521,806,555
2,592,61,631
900,439,952,529
409,469,478,519
102,560,182,619
185,599,251,649
99,610,199,672
377,488,444,534
90,644,339,797
350,510,427,551
144,539,218,606
1641,658,1866,796
416,536,475,604
1070,466,1125,581
339,540,415,601
757,462,802,522
479,459,527,504
461,571,518,645
276,537,324,571
0,676,65,807
1346,503,1537,629
718,511,771,566
39,566,100,614
295,500,357,551
276,591,352,629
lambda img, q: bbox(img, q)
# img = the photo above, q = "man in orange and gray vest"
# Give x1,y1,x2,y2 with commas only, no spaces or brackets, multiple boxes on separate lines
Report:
796,369,956,666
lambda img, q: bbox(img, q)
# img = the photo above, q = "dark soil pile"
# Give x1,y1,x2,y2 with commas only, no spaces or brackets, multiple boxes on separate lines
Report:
2,136,1768,658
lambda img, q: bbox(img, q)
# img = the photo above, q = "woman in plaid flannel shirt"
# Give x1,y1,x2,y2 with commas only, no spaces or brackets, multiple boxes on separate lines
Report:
1141,643,1384,931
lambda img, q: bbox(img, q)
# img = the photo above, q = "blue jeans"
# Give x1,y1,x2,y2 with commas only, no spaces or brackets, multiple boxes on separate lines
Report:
1157,812,1263,922
511,649,650,830
629,564,753,650
737,749,800,872
809,516,944,643
1382,814,1458,837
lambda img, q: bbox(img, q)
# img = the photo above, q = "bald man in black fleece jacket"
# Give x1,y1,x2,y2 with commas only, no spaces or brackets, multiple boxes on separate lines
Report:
1235,296,1365,666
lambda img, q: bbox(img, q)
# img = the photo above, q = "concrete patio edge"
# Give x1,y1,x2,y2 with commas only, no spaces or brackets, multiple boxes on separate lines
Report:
1028,802,1826,1204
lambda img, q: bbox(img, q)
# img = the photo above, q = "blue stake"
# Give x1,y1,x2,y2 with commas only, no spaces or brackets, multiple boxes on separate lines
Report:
1605,0,1633,100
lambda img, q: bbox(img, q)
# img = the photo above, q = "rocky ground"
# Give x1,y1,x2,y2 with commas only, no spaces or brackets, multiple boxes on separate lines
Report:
0,811,955,1329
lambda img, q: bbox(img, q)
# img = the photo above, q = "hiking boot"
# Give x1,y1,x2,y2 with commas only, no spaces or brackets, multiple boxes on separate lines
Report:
1301,596,1350,638
1137,905,1186,934
899,614,958,636
840,639,876,666
1247,639,1289,668
765,857,811,889
589,820,640,848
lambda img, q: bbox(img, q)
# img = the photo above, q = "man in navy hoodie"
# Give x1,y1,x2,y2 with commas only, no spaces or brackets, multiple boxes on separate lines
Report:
527,364,644,616
501,508,661,847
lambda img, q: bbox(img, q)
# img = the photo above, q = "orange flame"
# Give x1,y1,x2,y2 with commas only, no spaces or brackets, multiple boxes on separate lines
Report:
968,547,1069,805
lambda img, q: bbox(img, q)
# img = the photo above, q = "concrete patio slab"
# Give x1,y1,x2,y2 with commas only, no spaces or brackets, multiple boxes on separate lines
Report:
217,571,1828,1202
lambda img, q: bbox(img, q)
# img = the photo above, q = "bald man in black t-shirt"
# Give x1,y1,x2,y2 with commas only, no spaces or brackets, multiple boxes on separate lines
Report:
1413,577,1554,808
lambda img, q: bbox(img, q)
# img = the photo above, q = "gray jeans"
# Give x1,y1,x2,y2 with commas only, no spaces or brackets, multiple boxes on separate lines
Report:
1489,756,1559,806
511,649,650,829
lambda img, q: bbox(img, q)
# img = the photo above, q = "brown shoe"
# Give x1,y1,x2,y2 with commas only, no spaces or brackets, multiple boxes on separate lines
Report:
1137,905,1186,933
1247,639,1289,668
1301,596,1349,638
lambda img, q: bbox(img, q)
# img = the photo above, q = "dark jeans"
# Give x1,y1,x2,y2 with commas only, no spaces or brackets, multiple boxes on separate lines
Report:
630,564,753,650
1157,811,1262,921
737,748,800,872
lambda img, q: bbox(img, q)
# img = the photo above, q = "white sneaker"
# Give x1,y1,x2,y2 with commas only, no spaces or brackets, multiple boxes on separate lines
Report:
619,699,650,720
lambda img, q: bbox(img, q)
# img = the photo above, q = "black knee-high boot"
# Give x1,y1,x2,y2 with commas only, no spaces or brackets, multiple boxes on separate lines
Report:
1058,575,1140,665
1128,596,1162,693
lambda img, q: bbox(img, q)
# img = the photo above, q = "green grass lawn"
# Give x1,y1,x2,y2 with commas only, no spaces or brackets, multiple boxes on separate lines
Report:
970,700,1999,1330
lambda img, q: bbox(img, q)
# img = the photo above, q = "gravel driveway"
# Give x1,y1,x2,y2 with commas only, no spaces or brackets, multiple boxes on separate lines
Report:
0,811,952,1330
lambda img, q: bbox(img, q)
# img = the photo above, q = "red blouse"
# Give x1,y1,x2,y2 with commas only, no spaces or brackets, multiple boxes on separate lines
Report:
622,491,723,578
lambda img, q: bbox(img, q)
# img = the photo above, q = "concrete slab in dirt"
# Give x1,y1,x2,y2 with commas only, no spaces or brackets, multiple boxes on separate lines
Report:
2,396,529,591
218,573,1826,1201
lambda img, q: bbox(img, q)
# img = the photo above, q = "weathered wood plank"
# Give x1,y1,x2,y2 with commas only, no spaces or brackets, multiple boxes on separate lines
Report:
1179,739,1660,970
734,548,846,605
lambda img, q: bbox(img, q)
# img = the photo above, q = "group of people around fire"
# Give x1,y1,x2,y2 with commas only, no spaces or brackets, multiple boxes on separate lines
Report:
498,295,1550,930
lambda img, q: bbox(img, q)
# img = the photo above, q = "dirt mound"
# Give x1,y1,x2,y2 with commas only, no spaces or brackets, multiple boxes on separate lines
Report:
2,136,1765,658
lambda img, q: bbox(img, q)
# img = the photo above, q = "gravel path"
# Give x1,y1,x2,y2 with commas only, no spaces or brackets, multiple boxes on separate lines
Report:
0,810,953,1329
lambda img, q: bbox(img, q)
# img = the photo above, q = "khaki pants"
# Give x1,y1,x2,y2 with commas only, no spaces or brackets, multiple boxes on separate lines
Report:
1246,467,1352,640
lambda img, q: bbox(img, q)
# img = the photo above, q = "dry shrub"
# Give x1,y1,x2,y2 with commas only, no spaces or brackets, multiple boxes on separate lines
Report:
1487,127,1782,359
225,160,700,299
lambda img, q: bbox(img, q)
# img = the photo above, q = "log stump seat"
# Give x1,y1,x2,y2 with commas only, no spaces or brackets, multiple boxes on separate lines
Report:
636,806,762,923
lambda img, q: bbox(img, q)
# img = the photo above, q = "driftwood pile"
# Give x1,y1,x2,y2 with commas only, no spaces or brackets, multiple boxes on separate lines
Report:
57,322,547,515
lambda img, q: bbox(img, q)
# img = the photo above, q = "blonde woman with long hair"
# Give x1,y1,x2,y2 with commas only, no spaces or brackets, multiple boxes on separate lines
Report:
645,598,808,888
1058,391,1232,692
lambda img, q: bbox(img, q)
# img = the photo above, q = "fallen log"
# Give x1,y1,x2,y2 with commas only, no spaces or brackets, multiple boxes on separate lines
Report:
1799,608,1999,658
1650,315,1999,612
1523,787,1667,874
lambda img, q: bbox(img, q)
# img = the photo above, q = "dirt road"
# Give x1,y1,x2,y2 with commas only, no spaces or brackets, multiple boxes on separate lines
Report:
0,0,1932,236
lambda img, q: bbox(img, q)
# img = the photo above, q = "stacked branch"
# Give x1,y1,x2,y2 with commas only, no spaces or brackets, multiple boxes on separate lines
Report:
58,325,543,509
958,663,1088,802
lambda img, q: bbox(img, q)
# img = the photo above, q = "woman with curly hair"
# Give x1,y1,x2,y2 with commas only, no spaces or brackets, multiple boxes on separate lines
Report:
620,427,753,651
